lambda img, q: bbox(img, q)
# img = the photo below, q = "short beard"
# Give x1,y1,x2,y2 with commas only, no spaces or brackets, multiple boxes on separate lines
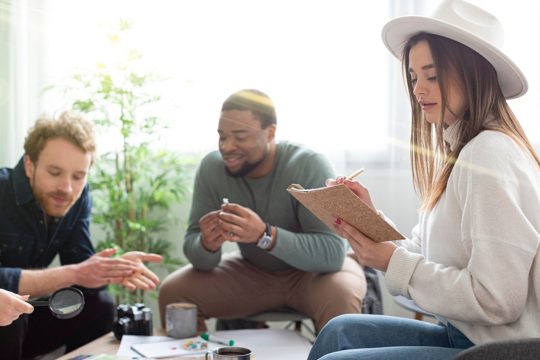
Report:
225,156,265,178
224,146,268,178
30,173,73,218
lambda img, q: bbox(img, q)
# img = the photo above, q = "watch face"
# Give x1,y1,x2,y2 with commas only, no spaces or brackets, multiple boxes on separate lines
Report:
257,234,272,250
257,223,272,249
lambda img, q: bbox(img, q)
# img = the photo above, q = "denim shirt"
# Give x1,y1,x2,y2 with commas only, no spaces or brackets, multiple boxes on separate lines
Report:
0,157,95,293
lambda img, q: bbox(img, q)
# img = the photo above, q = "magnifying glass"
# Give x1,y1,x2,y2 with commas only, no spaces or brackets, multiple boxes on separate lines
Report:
29,287,85,319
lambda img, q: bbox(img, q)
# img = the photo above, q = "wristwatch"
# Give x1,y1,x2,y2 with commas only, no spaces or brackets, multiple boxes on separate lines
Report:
257,222,273,250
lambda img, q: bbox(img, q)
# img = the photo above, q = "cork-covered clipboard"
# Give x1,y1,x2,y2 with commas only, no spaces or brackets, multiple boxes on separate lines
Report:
287,183,405,242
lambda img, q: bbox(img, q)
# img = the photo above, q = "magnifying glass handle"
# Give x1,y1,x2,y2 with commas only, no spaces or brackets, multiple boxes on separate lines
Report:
28,300,49,306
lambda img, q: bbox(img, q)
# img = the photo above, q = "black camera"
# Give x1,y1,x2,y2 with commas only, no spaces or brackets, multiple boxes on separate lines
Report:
113,303,153,340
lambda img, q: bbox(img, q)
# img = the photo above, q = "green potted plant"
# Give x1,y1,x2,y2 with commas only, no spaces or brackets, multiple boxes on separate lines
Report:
54,20,194,304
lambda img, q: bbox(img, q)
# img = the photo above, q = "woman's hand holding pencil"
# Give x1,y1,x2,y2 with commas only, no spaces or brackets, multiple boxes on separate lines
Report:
325,168,365,187
325,168,375,211
346,168,365,181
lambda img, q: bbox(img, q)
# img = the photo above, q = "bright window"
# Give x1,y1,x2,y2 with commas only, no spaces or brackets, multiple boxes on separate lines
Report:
37,0,392,166
5,0,540,170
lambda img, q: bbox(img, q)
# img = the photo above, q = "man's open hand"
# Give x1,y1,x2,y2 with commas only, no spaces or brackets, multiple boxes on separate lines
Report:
119,251,163,291
73,248,162,290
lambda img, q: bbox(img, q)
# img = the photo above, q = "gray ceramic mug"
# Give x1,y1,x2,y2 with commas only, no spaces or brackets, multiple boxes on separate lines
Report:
165,302,197,338
205,346,252,359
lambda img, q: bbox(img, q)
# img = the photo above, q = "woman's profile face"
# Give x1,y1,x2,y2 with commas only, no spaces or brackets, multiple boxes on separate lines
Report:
408,40,466,126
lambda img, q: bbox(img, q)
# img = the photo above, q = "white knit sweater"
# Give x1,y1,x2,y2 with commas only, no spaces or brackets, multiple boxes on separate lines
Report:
385,124,540,345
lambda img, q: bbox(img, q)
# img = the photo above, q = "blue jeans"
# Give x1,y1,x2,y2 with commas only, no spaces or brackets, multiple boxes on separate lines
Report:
308,314,474,360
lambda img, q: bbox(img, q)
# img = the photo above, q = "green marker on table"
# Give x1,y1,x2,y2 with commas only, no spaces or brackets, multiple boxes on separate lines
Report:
201,332,235,346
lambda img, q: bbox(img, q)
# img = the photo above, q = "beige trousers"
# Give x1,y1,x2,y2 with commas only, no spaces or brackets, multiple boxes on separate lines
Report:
158,252,366,332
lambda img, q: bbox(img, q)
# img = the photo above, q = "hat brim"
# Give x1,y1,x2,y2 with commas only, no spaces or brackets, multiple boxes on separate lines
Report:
382,16,527,99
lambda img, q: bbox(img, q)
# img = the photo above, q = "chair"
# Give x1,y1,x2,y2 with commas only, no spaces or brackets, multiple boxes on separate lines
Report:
392,298,540,359
393,295,434,321
243,307,316,337
217,266,383,338
452,338,540,360
215,307,316,341
216,266,383,337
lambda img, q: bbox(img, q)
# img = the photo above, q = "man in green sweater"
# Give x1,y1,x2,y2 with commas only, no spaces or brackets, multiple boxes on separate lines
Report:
159,89,366,332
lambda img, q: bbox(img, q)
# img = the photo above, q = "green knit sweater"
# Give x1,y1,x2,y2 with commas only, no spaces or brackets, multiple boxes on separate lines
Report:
183,142,347,273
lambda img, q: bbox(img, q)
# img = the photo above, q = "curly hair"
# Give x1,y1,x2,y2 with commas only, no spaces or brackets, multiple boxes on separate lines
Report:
24,111,97,164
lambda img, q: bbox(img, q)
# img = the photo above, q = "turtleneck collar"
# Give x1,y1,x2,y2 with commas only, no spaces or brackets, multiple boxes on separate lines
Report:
443,120,462,151
442,114,497,151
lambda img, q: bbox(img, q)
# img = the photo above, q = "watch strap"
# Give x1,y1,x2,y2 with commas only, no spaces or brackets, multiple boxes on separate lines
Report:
263,222,272,237
257,222,273,250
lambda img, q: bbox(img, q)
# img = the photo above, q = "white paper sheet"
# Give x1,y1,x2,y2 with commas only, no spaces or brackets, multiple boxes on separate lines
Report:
117,334,171,357
131,337,219,358
119,329,311,360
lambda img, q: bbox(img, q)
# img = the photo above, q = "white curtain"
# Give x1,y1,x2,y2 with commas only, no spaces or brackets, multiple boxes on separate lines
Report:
0,0,45,166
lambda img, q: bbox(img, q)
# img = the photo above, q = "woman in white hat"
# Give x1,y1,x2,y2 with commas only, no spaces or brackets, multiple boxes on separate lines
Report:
308,0,540,359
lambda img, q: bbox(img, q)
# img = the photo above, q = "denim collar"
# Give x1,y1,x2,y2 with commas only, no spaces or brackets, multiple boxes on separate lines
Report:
12,157,35,207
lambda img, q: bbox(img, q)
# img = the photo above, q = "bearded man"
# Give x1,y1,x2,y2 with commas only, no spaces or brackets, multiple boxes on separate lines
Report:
0,112,162,359
159,89,366,334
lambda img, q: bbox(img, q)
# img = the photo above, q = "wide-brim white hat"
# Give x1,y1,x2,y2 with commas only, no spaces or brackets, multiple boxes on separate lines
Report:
381,0,527,99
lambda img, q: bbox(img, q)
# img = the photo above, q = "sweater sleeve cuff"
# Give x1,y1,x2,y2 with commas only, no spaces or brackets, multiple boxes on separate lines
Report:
0,268,22,293
185,234,222,271
385,247,423,297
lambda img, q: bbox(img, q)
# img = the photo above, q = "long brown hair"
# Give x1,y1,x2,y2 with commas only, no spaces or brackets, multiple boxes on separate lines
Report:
402,33,540,210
